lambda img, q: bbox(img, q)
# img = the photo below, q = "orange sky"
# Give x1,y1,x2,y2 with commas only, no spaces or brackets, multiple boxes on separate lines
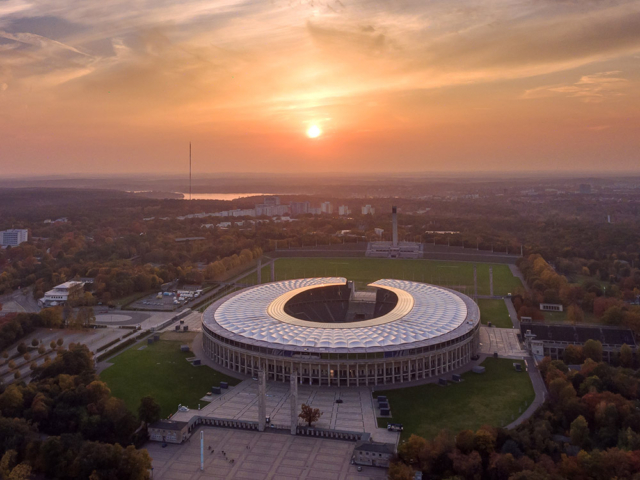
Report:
1,0,639,175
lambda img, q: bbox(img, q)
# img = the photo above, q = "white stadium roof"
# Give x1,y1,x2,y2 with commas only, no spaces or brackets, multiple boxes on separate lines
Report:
203,278,480,353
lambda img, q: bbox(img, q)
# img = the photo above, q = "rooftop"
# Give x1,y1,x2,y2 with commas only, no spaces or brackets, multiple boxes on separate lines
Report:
203,278,479,352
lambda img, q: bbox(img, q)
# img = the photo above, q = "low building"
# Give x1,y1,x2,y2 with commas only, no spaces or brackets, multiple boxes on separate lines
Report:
0,229,28,247
148,420,190,444
352,441,395,468
521,321,636,362
40,281,85,307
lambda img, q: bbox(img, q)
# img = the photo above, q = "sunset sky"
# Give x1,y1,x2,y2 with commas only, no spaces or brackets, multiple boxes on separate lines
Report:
1,0,639,175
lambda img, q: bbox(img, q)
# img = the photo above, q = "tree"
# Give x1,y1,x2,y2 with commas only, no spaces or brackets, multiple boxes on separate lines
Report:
388,461,414,480
56,338,64,346
567,304,584,325
620,343,633,368
570,415,589,448
38,344,46,355
474,428,496,457
456,429,476,454
563,345,584,365
398,434,427,465
31,338,39,347
50,340,56,349
583,340,603,362
16,343,27,355
601,306,625,326
138,396,161,427
299,403,322,427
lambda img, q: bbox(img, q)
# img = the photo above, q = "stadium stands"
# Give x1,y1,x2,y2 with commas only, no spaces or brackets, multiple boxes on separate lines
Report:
283,282,400,323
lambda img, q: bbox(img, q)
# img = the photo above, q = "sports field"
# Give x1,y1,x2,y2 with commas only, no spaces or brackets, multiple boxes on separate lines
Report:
478,299,513,328
241,257,523,296
374,357,535,440
100,339,239,417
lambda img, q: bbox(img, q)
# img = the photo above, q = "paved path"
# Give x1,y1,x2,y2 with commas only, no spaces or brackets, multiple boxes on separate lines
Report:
505,297,521,330
478,327,526,358
506,355,547,429
146,426,387,480
509,264,530,293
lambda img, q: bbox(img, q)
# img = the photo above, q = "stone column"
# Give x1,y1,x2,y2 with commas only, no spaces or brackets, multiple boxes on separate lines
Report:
256,258,262,284
290,370,298,435
258,367,266,432
489,266,494,297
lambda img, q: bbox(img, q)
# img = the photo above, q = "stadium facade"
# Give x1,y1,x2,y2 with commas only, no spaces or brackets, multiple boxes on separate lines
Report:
202,278,480,386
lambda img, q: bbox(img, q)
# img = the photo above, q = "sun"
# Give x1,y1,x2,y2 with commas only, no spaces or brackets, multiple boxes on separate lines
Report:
306,125,322,138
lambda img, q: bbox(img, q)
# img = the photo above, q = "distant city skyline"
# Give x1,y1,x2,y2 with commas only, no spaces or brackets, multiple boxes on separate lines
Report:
1,0,639,175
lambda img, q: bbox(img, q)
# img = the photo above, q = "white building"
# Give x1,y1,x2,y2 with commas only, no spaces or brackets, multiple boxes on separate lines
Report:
320,201,333,214
338,205,350,216
40,281,85,307
361,205,375,215
0,229,28,247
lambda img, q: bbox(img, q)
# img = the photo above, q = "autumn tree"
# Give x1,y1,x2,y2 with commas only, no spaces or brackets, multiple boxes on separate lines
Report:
299,403,322,427
566,304,584,325
619,343,633,368
570,415,589,449
138,396,161,427
388,461,414,480
583,340,603,362
563,345,584,365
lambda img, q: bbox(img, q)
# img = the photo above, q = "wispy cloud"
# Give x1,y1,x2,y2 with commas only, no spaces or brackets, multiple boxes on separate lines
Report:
522,71,629,102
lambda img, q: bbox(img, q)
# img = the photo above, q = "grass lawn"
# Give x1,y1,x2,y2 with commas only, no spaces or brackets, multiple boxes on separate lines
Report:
237,263,272,285
269,258,523,296
100,340,239,417
544,310,599,325
373,358,535,440
478,299,513,328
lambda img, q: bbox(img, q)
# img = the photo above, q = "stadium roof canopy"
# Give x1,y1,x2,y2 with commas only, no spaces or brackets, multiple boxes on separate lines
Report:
203,278,479,353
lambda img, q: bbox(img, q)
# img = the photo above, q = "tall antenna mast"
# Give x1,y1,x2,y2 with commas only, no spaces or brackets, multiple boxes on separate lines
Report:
189,142,192,201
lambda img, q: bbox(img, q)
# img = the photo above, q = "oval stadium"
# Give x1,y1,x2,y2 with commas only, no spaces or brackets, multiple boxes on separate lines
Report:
202,278,481,387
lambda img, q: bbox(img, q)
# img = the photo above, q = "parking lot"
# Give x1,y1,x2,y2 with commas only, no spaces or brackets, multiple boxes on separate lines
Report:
129,288,205,312
146,427,387,480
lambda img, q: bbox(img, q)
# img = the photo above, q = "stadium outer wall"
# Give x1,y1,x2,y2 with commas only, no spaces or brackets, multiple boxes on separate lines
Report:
201,280,481,387
202,326,480,387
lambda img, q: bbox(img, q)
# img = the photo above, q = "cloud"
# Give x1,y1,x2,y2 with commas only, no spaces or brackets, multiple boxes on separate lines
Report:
522,71,629,102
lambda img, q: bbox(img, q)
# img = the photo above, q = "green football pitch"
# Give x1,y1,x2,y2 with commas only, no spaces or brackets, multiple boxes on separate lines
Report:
241,257,523,296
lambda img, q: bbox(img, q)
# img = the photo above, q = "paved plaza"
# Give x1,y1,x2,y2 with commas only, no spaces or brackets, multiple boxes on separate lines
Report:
478,326,526,358
170,379,399,444
146,427,387,480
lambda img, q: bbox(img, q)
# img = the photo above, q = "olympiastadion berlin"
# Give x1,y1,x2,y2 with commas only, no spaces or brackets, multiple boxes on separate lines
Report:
202,278,480,387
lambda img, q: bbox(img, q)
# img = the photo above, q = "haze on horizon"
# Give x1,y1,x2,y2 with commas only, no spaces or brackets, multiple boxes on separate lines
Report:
1,0,639,176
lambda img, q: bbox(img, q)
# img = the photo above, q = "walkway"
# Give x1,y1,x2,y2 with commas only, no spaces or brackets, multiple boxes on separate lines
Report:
478,327,526,358
506,355,547,429
509,264,530,293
